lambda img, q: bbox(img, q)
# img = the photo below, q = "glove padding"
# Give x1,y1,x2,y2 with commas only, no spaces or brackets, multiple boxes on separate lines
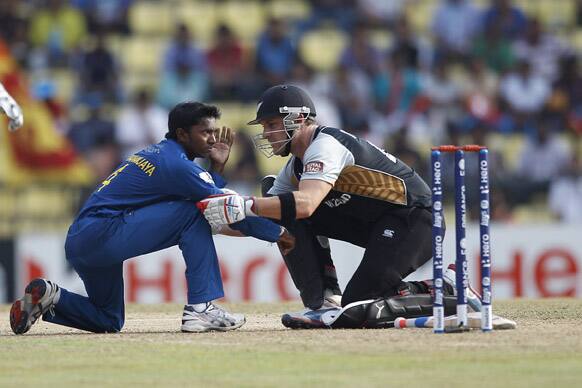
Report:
0,83,23,132
196,193,247,227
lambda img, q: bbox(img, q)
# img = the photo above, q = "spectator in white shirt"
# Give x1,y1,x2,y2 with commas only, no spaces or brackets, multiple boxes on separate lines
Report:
505,119,571,204
115,89,168,159
517,123,570,183
500,60,551,115
548,155,582,223
497,59,550,134
513,18,571,81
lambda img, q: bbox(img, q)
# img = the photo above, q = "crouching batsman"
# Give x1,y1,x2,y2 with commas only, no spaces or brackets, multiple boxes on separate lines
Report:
197,85,476,329
10,102,294,334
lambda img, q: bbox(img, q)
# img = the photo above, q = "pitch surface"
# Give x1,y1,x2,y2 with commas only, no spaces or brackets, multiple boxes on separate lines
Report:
1,299,581,387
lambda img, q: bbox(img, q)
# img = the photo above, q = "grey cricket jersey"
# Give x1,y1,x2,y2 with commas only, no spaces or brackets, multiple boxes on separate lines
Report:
268,126,432,223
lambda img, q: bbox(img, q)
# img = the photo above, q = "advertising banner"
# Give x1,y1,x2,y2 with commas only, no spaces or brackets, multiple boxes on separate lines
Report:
10,224,582,303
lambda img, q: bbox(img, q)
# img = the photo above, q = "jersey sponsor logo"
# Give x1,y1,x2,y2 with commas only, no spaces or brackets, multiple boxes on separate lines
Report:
144,145,160,154
382,229,395,238
324,193,351,208
199,172,215,184
304,161,324,174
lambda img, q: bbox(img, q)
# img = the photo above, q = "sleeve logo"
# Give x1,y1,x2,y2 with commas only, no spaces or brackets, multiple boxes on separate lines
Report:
304,161,324,174
199,172,215,184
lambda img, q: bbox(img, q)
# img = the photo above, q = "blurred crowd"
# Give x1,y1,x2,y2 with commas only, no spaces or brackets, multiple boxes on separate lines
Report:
1,0,581,223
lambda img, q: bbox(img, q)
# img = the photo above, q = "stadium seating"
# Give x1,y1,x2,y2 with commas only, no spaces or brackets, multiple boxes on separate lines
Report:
405,0,437,34
117,35,165,79
267,0,311,21
175,0,218,47
128,1,173,35
299,28,348,72
219,1,267,46
369,29,394,52
51,70,76,105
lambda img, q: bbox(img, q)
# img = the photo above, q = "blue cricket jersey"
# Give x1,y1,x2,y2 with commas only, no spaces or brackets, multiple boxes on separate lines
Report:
78,139,226,218
75,139,282,242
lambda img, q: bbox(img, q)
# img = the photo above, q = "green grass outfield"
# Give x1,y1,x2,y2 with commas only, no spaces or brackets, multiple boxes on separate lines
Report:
1,299,581,387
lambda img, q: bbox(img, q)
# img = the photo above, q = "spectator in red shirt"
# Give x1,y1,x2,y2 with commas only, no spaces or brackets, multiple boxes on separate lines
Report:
207,24,245,101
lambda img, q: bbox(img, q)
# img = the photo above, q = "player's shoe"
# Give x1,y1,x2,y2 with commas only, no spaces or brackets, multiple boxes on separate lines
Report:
324,289,342,307
443,264,483,312
281,292,342,329
10,278,61,335
181,303,246,333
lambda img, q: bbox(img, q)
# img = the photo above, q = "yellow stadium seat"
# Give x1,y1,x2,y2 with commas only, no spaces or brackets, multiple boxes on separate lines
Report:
0,190,14,218
449,64,469,86
256,148,289,176
123,72,159,97
513,202,553,223
214,102,244,130
369,30,393,52
472,0,490,9
537,0,576,27
488,133,525,171
105,34,125,56
51,70,76,104
571,30,582,52
176,0,218,48
405,0,437,34
240,103,258,130
514,0,538,17
17,188,45,218
299,28,348,72
219,1,267,45
129,1,173,35
119,36,166,74
268,0,311,21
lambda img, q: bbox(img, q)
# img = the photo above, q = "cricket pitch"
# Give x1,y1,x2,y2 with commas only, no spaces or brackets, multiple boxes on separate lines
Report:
1,299,581,387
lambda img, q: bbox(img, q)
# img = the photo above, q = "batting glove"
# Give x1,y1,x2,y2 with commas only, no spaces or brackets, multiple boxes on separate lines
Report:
196,193,257,227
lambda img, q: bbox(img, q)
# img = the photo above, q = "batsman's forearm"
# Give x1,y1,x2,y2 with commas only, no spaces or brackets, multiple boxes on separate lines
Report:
251,197,281,219
252,192,314,220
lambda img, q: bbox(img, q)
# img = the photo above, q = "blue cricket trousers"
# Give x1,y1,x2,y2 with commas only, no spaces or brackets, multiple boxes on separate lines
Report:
43,200,223,333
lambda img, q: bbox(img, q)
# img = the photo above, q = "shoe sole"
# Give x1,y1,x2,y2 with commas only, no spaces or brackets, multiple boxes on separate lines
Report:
281,314,327,329
10,279,49,335
181,319,246,333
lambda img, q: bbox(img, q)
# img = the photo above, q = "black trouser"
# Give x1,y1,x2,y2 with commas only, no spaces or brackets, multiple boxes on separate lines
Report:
306,206,433,307
261,177,341,310
333,207,433,306
262,177,432,309
278,219,341,309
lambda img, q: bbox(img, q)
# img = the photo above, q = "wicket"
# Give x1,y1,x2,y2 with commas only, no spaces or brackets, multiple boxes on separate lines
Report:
431,145,493,333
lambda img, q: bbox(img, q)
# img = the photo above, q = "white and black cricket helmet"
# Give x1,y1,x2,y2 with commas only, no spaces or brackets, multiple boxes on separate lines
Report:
248,85,316,157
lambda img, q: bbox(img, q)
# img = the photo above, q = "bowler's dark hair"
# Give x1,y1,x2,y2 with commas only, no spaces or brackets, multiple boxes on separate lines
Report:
166,102,221,140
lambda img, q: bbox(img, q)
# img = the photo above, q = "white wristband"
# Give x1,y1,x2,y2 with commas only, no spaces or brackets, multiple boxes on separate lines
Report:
244,198,257,216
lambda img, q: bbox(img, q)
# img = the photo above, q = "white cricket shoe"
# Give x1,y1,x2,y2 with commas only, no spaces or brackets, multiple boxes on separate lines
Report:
10,278,61,335
281,291,342,329
324,289,342,307
181,303,245,333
